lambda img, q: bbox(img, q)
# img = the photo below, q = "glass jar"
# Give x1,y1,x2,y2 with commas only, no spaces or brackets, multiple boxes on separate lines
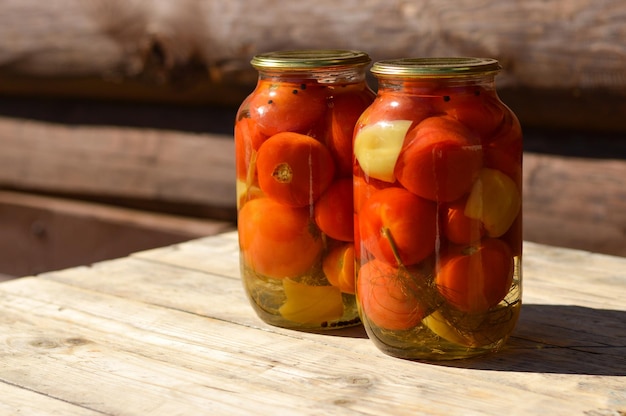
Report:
235,50,375,329
354,57,522,359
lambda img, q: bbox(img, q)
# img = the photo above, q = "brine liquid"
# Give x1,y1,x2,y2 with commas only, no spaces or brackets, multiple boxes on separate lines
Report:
241,259,361,329
360,258,521,360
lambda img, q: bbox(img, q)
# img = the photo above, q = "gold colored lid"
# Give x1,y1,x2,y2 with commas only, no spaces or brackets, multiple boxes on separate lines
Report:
371,57,502,78
251,50,371,70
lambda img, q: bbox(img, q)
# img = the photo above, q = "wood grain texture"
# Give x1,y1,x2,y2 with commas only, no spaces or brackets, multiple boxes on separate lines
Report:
0,381,102,416
0,190,234,277
523,154,626,257
0,0,624,92
0,231,624,415
0,115,236,211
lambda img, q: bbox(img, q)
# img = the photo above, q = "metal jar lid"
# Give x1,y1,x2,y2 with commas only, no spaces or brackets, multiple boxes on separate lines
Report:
371,57,502,78
251,50,371,70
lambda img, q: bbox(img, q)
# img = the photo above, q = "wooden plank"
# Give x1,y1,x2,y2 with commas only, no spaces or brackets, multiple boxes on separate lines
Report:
0,0,624,92
523,154,626,257
132,230,242,280
0,301,299,415
0,381,101,416
0,115,237,212
0,190,232,237
0,273,15,282
2,1,625,132
0,190,234,277
0,234,623,414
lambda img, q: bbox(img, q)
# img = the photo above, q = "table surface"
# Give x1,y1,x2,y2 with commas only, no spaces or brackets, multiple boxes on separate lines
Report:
1,231,624,416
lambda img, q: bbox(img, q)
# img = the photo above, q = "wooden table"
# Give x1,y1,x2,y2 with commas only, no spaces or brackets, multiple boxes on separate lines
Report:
1,231,624,415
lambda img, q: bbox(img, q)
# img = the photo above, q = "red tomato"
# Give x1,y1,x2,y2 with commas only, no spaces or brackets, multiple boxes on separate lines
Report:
358,187,437,266
238,197,323,279
256,132,336,207
357,91,432,128
326,87,375,177
399,79,441,95
314,178,354,242
353,175,395,213
481,106,523,150
501,213,523,258
435,86,505,139
357,259,427,330
234,117,267,180
435,238,514,313
443,196,485,245
235,112,267,150
323,243,356,294
248,79,328,136
234,129,251,183
483,111,523,184
394,116,483,202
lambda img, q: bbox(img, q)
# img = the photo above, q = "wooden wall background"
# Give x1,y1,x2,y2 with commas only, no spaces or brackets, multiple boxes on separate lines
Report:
0,0,625,276
1,0,625,129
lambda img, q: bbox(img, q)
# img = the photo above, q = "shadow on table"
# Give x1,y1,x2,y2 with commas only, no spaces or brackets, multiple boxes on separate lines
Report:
435,304,626,376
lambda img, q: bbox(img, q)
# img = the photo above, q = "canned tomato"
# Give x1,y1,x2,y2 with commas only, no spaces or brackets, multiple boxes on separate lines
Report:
235,50,374,329
354,57,522,359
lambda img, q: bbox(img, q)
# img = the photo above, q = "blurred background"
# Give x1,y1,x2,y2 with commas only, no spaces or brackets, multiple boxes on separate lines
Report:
0,0,625,279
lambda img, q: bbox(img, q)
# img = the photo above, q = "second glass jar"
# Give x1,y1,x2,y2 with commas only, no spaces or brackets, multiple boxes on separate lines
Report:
235,50,375,329
353,57,523,359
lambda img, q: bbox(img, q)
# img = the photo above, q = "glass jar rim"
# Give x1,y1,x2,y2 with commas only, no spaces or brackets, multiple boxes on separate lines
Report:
371,57,502,78
251,50,371,70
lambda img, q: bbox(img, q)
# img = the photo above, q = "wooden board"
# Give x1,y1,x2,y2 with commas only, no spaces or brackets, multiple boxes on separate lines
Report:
1,0,624,91
523,154,626,257
1,0,625,132
0,231,624,414
0,190,234,277
0,115,237,217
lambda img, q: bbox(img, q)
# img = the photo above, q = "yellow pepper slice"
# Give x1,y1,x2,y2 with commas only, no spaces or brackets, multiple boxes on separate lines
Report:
423,303,520,348
236,178,263,209
464,168,521,237
279,279,344,324
423,310,474,346
354,120,412,182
